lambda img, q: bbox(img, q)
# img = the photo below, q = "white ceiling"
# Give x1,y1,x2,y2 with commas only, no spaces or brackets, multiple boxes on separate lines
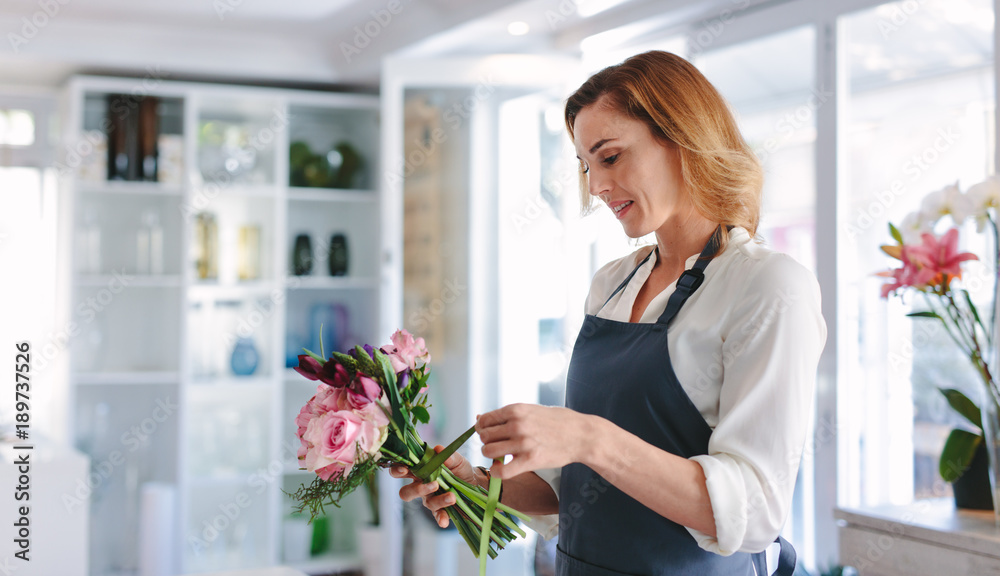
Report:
0,0,769,89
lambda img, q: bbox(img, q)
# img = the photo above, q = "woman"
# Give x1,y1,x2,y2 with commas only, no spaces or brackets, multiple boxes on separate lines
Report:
391,51,826,576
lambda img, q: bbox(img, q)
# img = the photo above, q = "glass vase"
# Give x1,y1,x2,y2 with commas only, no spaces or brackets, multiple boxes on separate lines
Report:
980,385,1000,528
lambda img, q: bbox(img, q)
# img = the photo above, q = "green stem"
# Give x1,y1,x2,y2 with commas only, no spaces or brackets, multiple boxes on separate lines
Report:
478,459,503,576
922,293,971,355
443,474,529,532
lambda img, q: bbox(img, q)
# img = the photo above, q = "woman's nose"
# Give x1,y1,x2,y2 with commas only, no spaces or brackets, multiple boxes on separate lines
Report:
587,169,609,199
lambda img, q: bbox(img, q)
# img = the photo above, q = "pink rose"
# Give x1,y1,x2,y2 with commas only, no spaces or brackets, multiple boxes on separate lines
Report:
301,407,389,476
355,399,390,431
380,329,430,373
312,385,341,412
303,411,365,472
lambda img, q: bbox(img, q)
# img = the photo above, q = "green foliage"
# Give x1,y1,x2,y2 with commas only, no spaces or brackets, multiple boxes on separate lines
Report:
353,345,377,375
888,222,903,244
284,455,381,521
412,405,430,425
302,347,325,363
906,311,942,319
940,428,983,482
939,388,983,431
331,351,358,374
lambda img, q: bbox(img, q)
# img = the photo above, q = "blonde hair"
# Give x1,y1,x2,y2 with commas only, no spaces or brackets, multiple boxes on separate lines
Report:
565,51,763,252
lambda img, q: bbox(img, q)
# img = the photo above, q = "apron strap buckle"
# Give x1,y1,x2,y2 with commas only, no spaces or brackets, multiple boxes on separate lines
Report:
675,268,704,294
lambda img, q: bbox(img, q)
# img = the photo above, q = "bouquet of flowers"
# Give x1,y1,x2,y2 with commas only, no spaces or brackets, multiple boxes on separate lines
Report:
878,178,1000,486
287,329,529,574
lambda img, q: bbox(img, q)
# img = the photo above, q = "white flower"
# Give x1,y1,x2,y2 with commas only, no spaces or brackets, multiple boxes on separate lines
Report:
920,182,972,225
899,210,933,245
965,176,1000,231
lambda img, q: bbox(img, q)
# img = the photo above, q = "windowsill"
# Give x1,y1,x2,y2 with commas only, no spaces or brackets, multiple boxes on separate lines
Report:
835,498,1000,574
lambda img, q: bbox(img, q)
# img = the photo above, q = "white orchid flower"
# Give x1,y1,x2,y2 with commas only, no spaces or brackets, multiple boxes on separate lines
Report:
965,176,1000,232
899,210,933,245
920,182,971,226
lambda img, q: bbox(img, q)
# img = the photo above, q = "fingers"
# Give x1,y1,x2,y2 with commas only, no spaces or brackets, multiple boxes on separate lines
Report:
423,491,456,513
388,465,414,480
491,456,529,480
398,479,439,502
434,509,450,528
481,439,523,461
476,404,522,431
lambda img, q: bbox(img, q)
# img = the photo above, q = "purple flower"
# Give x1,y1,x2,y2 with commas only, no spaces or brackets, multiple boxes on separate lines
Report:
294,355,325,381
397,371,409,390
294,355,353,388
321,362,352,388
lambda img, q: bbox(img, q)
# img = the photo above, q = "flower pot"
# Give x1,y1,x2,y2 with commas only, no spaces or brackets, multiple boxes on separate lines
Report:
357,524,384,576
979,387,1000,526
953,441,994,510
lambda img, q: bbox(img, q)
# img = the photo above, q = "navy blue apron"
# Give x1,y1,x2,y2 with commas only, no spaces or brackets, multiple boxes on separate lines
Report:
557,230,796,576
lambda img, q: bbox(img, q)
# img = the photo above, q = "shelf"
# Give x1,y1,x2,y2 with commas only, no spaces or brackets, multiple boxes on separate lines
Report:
288,187,377,203
78,180,184,196
287,276,379,290
75,274,182,288
198,182,280,197
188,280,278,299
289,552,363,575
189,375,274,388
74,371,180,385
67,76,387,576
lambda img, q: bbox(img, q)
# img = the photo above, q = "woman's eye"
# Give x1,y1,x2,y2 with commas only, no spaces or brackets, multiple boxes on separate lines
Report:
579,159,590,174
602,154,619,165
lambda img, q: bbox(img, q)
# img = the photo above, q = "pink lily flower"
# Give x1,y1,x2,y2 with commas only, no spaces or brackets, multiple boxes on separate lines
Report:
905,229,978,286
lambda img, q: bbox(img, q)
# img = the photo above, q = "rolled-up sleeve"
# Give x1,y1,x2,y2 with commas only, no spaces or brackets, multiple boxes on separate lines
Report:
522,468,561,540
685,254,826,554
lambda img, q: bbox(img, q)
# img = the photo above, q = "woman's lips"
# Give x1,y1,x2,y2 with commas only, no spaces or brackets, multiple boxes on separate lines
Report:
612,200,633,219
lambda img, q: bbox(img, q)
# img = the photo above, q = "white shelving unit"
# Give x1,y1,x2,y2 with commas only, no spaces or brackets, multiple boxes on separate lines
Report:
60,75,393,576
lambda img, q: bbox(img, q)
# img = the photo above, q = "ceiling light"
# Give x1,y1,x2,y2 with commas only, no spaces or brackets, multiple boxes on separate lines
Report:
507,21,530,36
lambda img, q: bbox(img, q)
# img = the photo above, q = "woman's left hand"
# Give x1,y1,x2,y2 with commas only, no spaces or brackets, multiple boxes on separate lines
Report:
476,403,598,479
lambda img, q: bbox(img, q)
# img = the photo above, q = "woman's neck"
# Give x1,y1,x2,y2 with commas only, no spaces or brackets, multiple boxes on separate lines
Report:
652,213,719,272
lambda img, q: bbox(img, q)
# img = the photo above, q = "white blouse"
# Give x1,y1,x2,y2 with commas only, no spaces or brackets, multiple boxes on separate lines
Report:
529,227,827,557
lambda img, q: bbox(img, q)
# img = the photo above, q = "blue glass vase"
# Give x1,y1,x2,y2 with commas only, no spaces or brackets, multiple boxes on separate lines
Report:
231,337,259,376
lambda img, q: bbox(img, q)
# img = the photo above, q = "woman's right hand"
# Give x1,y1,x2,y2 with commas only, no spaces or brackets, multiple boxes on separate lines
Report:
389,445,482,528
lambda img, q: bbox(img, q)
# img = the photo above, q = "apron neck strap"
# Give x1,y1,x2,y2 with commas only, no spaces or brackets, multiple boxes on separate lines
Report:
599,247,656,311
656,226,724,326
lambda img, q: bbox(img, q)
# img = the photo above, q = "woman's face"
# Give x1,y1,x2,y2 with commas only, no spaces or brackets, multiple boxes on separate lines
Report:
573,100,692,239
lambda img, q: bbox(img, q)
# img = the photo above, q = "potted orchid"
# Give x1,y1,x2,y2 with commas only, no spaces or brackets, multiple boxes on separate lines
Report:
879,178,1000,515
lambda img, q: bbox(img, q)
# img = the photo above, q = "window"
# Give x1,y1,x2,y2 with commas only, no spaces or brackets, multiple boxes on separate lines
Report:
0,96,59,439
839,0,995,507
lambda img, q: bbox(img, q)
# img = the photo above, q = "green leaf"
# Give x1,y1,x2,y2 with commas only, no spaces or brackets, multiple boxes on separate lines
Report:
301,348,326,364
888,222,903,244
413,424,477,482
907,311,941,319
373,349,407,431
412,405,430,424
961,290,988,336
939,428,983,482
478,461,502,576
939,388,983,431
